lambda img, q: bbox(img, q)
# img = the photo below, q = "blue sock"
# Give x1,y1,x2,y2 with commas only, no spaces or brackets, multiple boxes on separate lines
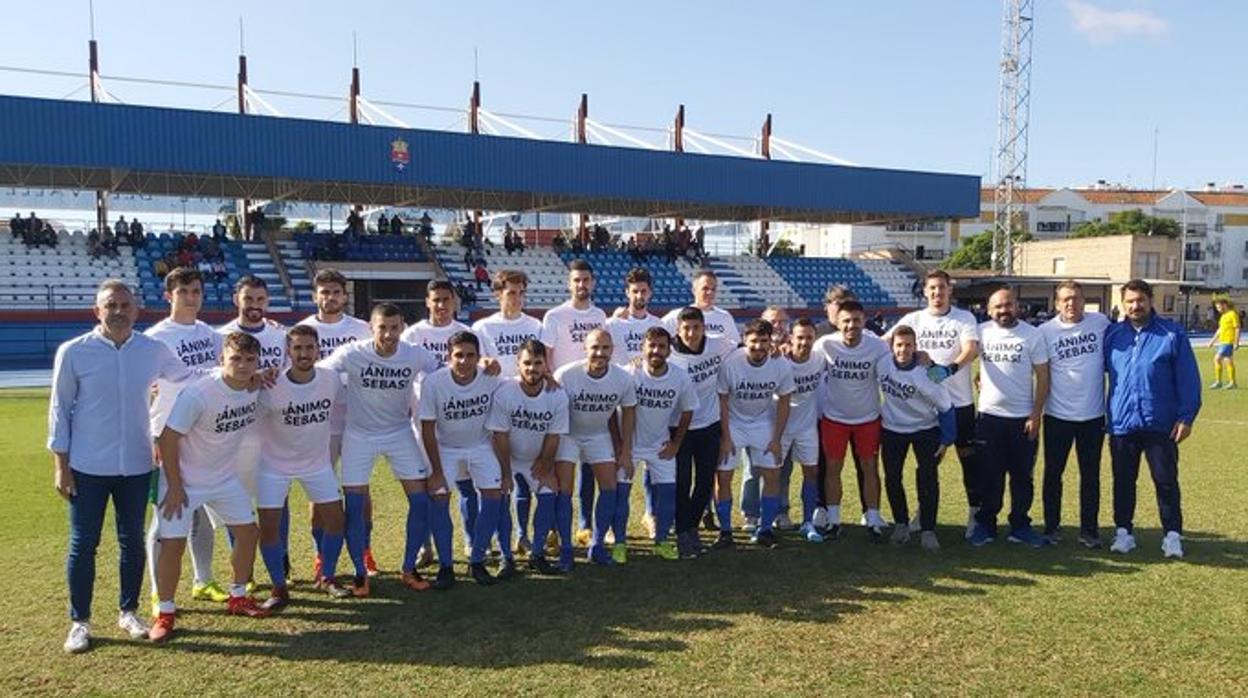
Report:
716,499,733,533
320,531,344,580
311,526,324,555
456,479,478,550
642,468,654,516
471,496,502,564
655,483,676,543
578,463,595,531
514,474,532,542
593,487,617,548
532,492,556,559
279,499,291,556
429,497,454,567
612,482,632,546
496,493,514,562
760,495,780,533
343,492,367,577
260,541,287,588
555,493,574,557
801,482,819,525
404,492,430,572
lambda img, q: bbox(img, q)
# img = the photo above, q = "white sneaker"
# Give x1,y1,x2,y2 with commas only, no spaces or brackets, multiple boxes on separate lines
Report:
811,507,829,532
63,621,90,653
965,506,980,540
1162,531,1184,559
742,516,759,532
920,531,941,551
1109,527,1137,554
774,513,795,531
908,510,922,533
118,611,150,639
858,514,868,526
1208,381,1223,390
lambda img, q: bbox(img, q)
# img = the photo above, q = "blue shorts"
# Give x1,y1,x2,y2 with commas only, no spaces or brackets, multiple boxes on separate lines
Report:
1215,343,1235,358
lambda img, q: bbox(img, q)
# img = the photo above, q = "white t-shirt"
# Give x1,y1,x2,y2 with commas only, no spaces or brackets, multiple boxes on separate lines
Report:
716,349,796,427
318,339,437,435
165,370,260,489
879,361,954,433
661,305,741,346
256,367,342,475
553,360,638,438
145,318,223,437
472,312,543,378
669,336,736,430
418,368,499,449
605,313,663,366
218,319,287,371
892,307,980,407
487,380,570,463
813,332,890,424
401,319,472,369
1040,312,1110,422
296,314,372,360
978,320,1049,419
540,301,607,371
627,363,697,450
784,354,826,436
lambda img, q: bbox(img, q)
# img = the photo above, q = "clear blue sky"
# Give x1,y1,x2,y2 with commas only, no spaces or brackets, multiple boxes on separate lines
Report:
1,1,1242,190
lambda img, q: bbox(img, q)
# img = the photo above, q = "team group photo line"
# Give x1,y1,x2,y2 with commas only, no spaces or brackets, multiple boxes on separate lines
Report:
50,260,1210,650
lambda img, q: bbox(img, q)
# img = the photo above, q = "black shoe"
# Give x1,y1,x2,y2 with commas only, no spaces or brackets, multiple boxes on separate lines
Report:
754,529,778,549
711,531,735,550
470,562,496,586
827,524,842,540
868,525,885,542
676,531,699,559
432,565,456,591
702,510,718,531
496,559,518,581
528,555,561,575
1078,532,1102,549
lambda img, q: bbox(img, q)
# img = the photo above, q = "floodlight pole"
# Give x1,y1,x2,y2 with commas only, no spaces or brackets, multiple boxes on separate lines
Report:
88,39,108,236
759,113,772,258
346,66,362,234
469,81,482,234
577,93,588,245
238,53,251,239
673,104,684,233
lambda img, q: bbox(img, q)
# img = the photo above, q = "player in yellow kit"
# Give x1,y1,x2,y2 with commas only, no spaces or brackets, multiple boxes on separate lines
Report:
1208,297,1240,389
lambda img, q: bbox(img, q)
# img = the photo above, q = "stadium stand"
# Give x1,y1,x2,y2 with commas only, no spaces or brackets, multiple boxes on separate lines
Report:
0,228,138,310
239,241,293,312
765,256,895,307
433,243,568,310
275,240,313,311
294,233,428,263
856,258,924,306
134,233,266,311
715,255,806,308
556,250,695,309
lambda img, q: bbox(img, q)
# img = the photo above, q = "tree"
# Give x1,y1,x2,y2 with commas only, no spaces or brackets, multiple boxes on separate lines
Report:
1070,209,1180,239
769,238,802,257
942,230,994,270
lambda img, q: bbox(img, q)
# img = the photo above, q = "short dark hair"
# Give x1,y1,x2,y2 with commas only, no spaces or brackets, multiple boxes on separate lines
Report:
643,326,671,345
892,324,917,342
568,259,594,276
625,267,653,288
517,339,547,360
313,268,348,291
743,319,773,338
234,274,267,294
824,285,856,305
222,331,262,356
792,317,816,332
493,269,528,293
427,279,456,297
287,324,319,344
370,302,403,319
694,269,717,283
676,306,705,325
837,300,866,316
1121,278,1153,300
448,330,479,352
164,266,202,293
924,269,952,286
1055,279,1083,297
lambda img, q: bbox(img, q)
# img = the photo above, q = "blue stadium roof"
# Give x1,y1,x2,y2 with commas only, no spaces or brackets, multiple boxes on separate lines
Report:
0,94,979,223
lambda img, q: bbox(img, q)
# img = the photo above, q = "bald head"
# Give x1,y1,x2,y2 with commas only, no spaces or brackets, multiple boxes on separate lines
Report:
584,327,614,373
988,287,1018,327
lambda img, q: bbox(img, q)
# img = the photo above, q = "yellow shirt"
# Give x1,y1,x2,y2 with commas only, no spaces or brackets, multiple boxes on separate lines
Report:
1217,310,1241,344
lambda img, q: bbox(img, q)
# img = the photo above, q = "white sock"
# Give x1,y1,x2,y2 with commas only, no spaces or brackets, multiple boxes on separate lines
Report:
826,505,841,525
157,600,176,615
145,517,161,591
229,583,247,598
188,508,215,585
866,508,884,527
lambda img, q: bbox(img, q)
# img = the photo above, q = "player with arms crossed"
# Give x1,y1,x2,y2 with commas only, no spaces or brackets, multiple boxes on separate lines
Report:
553,328,637,567
149,333,271,643
255,325,351,609
319,303,440,594
488,340,570,574
715,320,794,550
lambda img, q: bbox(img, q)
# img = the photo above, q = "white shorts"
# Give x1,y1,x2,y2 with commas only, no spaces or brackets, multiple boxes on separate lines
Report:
782,429,819,466
635,448,676,485
157,476,254,539
720,422,776,471
556,433,616,465
340,428,429,487
256,466,342,509
440,445,503,490
234,431,262,499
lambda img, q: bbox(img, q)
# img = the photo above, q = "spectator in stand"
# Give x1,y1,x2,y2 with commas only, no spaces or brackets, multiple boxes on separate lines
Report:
88,228,104,259
867,312,887,336
114,216,128,241
176,246,195,269
552,234,567,253
419,211,434,241
474,261,490,291
200,234,220,263
153,256,171,279
127,218,146,248
377,213,389,235
628,237,643,265
11,212,27,242
99,225,118,257
210,258,227,282
28,212,42,245
390,213,404,236
463,247,475,272
663,225,677,265
197,257,213,278
212,218,227,241
695,225,706,258
184,231,199,252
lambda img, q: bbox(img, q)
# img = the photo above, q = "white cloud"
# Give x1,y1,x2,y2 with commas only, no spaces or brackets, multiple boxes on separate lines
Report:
1066,1,1169,45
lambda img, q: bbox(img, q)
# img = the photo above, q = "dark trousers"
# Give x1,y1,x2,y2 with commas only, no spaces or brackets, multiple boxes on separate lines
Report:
881,427,942,531
954,405,982,509
1109,431,1183,534
974,414,1038,535
1042,415,1104,536
676,421,721,535
67,470,150,621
